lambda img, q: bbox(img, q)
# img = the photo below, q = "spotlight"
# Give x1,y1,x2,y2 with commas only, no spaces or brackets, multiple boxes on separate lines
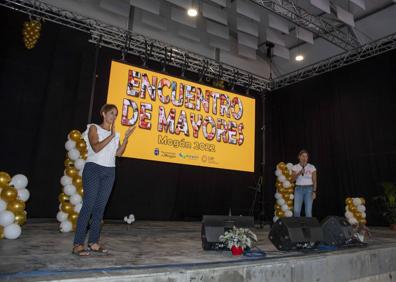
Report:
187,8,198,17
295,54,304,62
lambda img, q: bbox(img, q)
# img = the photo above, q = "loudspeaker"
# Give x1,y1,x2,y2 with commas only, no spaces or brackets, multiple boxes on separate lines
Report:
321,216,354,246
269,217,323,250
201,215,254,250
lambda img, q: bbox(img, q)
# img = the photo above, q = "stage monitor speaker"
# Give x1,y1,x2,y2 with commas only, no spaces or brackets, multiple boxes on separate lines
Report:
269,217,323,251
321,216,354,246
201,215,254,250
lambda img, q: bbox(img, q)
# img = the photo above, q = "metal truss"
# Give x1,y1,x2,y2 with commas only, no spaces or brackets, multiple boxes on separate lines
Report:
272,32,396,90
249,0,360,51
0,0,272,91
2,0,396,93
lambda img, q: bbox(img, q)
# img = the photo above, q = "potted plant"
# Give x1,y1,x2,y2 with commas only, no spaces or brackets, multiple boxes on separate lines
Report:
219,226,258,255
373,182,396,230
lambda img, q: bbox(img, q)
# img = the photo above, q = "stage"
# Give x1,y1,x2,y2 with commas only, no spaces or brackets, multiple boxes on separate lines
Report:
0,221,395,281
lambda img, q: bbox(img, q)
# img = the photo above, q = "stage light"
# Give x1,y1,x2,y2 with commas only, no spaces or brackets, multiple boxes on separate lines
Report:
295,54,304,62
187,8,198,17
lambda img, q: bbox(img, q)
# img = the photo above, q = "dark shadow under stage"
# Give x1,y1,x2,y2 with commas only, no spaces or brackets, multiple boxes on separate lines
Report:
0,221,396,282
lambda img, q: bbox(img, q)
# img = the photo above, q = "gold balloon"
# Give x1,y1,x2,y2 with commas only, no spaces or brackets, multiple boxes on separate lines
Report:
7,199,25,213
64,158,74,168
77,187,84,196
14,210,27,225
0,225,3,239
354,212,362,220
68,212,79,225
275,210,285,217
360,198,366,205
72,176,83,188
1,186,18,202
276,182,282,189
61,202,73,214
286,199,294,206
345,198,353,205
68,130,82,142
65,167,78,178
76,139,87,152
277,162,286,170
279,187,287,193
274,204,282,211
349,205,357,213
359,219,367,225
0,172,11,186
58,193,69,203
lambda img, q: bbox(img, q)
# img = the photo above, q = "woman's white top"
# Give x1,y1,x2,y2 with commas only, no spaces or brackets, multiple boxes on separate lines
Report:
83,124,120,167
292,163,316,186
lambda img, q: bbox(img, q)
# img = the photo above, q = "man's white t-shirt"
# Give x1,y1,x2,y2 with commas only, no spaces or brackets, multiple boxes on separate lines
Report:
292,163,316,186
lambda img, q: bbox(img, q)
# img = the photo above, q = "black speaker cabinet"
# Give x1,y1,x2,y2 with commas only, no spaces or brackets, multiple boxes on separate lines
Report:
321,216,354,246
269,217,323,251
201,215,254,250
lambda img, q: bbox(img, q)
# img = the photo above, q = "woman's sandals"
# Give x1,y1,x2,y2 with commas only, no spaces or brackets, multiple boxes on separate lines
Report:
88,243,108,254
72,245,90,257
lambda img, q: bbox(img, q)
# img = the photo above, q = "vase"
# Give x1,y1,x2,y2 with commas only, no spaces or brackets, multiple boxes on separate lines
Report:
231,246,244,256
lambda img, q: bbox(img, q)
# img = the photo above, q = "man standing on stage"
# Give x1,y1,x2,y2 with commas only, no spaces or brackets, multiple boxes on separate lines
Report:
291,150,317,217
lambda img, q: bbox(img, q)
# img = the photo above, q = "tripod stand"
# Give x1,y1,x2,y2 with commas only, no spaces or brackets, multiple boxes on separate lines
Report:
248,176,265,227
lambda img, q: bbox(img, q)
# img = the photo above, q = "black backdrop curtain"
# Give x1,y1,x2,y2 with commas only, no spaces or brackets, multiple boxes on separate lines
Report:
0,7,262,220
264,50,396,224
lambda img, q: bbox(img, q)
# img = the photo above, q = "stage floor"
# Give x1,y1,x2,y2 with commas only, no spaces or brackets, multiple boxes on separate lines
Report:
1,220,396,281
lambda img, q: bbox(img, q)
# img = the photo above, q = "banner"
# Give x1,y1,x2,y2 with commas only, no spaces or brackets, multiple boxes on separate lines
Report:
106,61,255,172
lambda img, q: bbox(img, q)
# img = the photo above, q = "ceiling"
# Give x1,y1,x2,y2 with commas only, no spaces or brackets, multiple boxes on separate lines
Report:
40,0,396,79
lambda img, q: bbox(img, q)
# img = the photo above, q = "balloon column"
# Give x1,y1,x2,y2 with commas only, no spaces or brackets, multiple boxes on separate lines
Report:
273,162,295,222
0,172,30,239
56,130,87,233
345,197,367,225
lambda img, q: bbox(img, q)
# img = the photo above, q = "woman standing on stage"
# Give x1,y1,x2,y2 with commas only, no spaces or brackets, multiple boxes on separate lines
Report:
72,104,135,256
291,150,317,217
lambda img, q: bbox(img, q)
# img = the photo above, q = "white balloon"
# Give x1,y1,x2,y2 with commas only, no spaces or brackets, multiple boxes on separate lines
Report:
78,169,83,176
289,194,294,200
60,175,72,186
353,198,362,206
10,174,28,190
283,181,291,188
360,211,366,218
0,199,6,212
348,218,358,225
65,140,76,151
357,205,366,212
70,194,82,205
74,203,82,213
60,220,73,232
74,159,85,170
17,188,30,202
273,216,279,223
4,223,22,239
274,192,282,200
281,204,289,212
278,175,286,182
277,198,285,206
68,149,80,161
0,210,15,227
286,163,293,169
56,211,68,222
285,210,293,217
275,169,282,177
63,184,76,196
345,211,353,219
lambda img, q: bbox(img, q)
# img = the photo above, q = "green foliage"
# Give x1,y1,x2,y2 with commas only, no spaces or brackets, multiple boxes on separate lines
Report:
374,182,396,224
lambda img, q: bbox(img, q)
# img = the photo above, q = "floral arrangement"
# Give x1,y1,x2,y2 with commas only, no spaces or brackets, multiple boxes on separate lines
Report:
219,226,258,250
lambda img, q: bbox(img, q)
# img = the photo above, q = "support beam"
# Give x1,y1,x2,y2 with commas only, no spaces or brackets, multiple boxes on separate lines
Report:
249,0,360,50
